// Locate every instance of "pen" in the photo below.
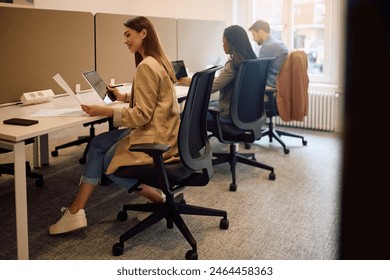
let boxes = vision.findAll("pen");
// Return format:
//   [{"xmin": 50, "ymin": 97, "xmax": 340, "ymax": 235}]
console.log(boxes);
[{"xmin": 110, "ymin": 84, "xmax": 124, "ymax": 88}]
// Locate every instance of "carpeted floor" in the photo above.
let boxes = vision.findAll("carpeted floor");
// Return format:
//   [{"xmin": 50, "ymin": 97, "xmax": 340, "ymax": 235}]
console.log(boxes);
[{"xmin": 0, "ymin": 124, "xmax": 342, "ymax": 260}]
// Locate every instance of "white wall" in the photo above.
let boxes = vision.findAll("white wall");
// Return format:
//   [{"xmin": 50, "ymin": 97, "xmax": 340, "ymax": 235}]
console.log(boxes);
[{"xmin": 34, "ymin": 0, "xmax": 231, "ymax": 21}]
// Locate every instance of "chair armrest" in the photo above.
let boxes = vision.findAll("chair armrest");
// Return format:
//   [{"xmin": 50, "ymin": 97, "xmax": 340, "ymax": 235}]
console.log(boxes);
[
  {"xmin": 82, "ymin": 118, "xmax": 109, "ymax": 127},
  {"xmin": 208, "ymin": 106, "xmax": 223, "ymax": 117},
  {"xmin": 264, "ymin": 87, "xmax": 277, "ymax": 115},
  {"xmin": 265, "ymin": 87, "xmax": 276, "ymax": 99},
  {"xmin": 128, "ymin": 143, "xmax": 173, "ymax": 195},
  {"xmin": 207, "ymin": 107, "xmax": 229, "ymax": 143},
  {"xmin": 129, "ymin": 143, "xmax": 170, "ymax": 158},
  {"xmin": 177, "ymin": 96, "xmax": 187, "ymax": 104}
]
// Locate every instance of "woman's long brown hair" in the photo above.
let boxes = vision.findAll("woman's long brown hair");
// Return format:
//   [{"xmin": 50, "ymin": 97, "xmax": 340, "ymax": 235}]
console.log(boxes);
[{"xmin": 124, "ymin": 16, "xmax": 177, "ymax": 83}]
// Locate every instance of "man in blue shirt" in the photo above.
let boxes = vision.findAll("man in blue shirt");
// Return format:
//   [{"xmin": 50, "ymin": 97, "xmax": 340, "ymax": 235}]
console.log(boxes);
[{"xmin": 249, "ymin": 20, "xmax": 288, "ymax": 88}]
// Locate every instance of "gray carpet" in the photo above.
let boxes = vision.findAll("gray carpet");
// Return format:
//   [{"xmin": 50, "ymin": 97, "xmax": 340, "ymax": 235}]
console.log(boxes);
[{"xmin": 0, "ymin": 124, "xmax": 342, "ymax": 260}]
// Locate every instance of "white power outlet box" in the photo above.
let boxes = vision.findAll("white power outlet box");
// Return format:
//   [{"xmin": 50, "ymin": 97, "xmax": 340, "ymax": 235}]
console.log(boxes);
[{"xmin": 20, "ymin": 89, "xmax": 55, "ymax": 105}]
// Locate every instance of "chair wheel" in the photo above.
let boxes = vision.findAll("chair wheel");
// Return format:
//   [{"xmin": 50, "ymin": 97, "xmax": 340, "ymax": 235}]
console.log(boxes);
[
  {"xmin": 269, "ymin": 172, "xmax": 276, "ymax": 180},
  {"xmin": 79, "ymin": 157, "xmax": 86, "ymax": 164},
  {"xmin": 244, "ymin": 143, "xmax": 251, "ymax": 149},
  {"xmin": 51, "ymin": 150, "xmax": 58, "ymax": 157},
  {"xmin": 229, "ymin": 183, "xmax": 237, "ymax": 192},
  {"xmin": 220, "ymin": 218, "xmax": 229, "ymax": 229},
  {"xmin": 112, "ymin": 242, "xmax": 124, "ymax": 256},
  {"xmin": 284, "ymin": 148, "xmax": 290, "ymax": 154},
  {"xmin": 117, "ymin": 211, "xmax": 128, "ymax": 221},
  {"xmin": 35, "ymin": 178, "xmax": 44, "ymax": 187},
  {"xmin": 303, "ymin": 140, "xmax": 308, "ymax": 146},
  {"xmin": 185, "ymin": 250, "xmax": 198, "ymax": 260}
]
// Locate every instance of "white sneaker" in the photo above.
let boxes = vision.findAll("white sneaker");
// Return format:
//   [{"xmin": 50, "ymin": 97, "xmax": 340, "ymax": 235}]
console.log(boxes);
[{"xmin": 49, "ymin": 207, "xmax": 87, "ymax": 235}]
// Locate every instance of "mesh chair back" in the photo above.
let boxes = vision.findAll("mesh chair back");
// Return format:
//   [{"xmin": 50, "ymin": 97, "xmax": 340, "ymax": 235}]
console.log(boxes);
[
  {"xmin": 178, "ymin": 66, "xmax": 222, "ymax": 173},
  {"xmin": 230, "ymin": 58, "xmax": 273, "ymax": 137}
]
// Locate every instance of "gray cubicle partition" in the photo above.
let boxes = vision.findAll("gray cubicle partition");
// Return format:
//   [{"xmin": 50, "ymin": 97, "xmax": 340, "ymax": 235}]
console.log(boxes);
[
  {"xmin": 95, "ymin": 13, "xmax": 177, "ymax": 85},
  {"xmin": 0, "ymin": 7, "xmax": 226, "ymax": 104},
  {"xmin": 177, "ymin": 19, "xmax": 227, "ymax": 73},
  {"xmin": 0, "ymin": 7, "xmax": 94, "ymax": 104}
]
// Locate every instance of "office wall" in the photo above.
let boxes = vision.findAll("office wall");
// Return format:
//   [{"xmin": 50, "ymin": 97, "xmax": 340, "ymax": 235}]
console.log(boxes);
[
  {"xmin": 95, "ymin": 14, "xmax": 226, "ymax": 84},
  {"xmin": 34, "ymin": 0, "xmax": 230, "ymax": 77},
  {"xmin": 0, "ymin": 6, "xmax": 226, "ymax": 104},
  {"xmin": 33, "ymin": 0, "xmax": 229, "ymax": 22},
  {"xmin": 0, "ymin": 6, "xmax": 94, "ymax": 103},
  {"xmin": 95, "ymin": 14, "xmax": 177, "ymax": 85},
  {"xmin": 177, "ymin": 19, "xmax": 227, "ymax": 72}
]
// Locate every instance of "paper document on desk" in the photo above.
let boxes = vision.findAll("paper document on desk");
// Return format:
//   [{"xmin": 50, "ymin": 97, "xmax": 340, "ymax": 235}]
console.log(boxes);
[
  {"xmin": 30, "ymin": 108, "xmax": 88, "ymax": 117},
  {"xmin": 53, "ymin": 73, "xmax": 83, "ymax": 104}
]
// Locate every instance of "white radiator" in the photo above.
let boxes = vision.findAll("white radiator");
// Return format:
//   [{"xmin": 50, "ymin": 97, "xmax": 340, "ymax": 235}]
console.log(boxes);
[{"xmin": 274, "ymin": 89, "xmax": 339, "ymax": 132}]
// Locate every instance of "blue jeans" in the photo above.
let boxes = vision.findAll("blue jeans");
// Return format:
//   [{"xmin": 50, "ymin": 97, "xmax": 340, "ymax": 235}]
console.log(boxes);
[{"xmin": 80, "ymin": 128, "xmax": 138, "ymax": 190}]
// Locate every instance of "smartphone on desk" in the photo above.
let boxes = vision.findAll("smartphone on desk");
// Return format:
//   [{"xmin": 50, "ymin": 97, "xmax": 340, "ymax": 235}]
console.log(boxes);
[{"xmin": 3, "ymin": 118, "xmax": 39, "ymax": 126}]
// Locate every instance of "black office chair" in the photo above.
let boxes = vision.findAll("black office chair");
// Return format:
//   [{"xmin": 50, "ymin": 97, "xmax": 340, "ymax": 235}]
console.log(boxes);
[
  {"xmin": 0, "ymin": 138, "xmax": 44, "ymax": 187},
  {"xmin": 207, "ymin": 58, "xmax": 276, "ymax": 192},
  {"xmin": 51, "ymin": 118, "xmax": 110, "ymax": 164},
  {"xmin": 112, "ymin": 65, "xmax": 228, "ymax": 260},
  {"xmin": 261, "ymin": 50, "xmax": 309, "ymax": 154}
]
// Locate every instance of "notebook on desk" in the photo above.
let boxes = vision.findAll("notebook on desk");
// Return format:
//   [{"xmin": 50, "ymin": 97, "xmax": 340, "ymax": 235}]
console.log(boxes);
[{"xmin": 171, "ymin": 60, "xmax": 188, "ymax": 80}]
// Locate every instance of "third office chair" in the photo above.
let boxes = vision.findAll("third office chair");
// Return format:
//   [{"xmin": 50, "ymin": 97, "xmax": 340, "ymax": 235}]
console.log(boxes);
[{"xmin": 261, "ymin": 50, "xmax": 309, "ymax": 154}]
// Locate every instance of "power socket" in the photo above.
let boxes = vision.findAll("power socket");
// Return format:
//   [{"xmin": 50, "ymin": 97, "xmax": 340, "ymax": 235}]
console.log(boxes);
[{"xmin": 20, "ymin": 89, "xmax": 55, "ymax": 105}]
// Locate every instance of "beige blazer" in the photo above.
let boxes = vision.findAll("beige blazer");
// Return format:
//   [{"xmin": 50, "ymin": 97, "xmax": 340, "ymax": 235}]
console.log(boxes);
[
  {"xmin": 106, "ymin": 56, "xmax": 180, "ymax": 174},
  {"xmin": 276, "ymin": 50, "xmax": 309, "ymax": 122}
]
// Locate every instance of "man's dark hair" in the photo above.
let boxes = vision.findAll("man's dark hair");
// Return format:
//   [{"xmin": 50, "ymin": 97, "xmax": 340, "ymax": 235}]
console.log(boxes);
[{"xmin": 248, "ymin": 20, "xmax": 270, "ymax": 33}]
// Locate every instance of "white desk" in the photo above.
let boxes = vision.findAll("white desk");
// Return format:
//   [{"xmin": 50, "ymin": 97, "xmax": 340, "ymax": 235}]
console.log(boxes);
[
  {"xmin": 0, "ymin": 85, "xmax": 188, "ymax": 260},
  {"xmin": 0, "ymin": 90, "xmax": 109, "ymax": 260}
]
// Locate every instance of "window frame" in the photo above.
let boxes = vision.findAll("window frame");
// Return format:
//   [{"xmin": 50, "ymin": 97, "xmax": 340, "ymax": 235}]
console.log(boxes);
[{"xmin": 246, "ymin": 0, "xmax": 343, "ymax": 87}]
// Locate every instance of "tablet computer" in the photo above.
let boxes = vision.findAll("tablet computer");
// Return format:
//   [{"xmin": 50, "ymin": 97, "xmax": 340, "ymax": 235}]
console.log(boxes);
[{"xmin": 82, "ymin": 70, "xmax": 116, "ymax": 104}]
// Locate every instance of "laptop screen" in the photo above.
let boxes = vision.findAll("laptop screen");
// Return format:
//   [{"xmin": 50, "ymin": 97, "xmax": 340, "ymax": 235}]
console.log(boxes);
[{"xmin": 171, "ymin": 60, "xmax": 188, "ymax": 80}]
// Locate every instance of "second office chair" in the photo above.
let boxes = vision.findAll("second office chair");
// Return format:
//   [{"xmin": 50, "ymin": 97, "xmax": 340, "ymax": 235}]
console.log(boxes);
[{"xmin": 207, "ymin": 58, "xmax": 276, "ymax": 191}]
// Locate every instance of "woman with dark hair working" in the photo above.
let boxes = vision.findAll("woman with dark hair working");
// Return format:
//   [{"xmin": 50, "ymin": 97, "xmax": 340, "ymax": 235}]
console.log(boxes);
[
  {"xmin": 49, "ymin": 16, "xmax": 180, "ymax": 235},
  {"xmin": 178, "ymin": 25, "xmax": 257, "ymax": 122}
]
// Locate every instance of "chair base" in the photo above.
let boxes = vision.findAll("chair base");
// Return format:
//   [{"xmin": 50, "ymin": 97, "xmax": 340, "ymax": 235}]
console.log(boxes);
[
  {"xmin": 112, "ymin": 193, "xmax": 229, "ymax": 259},
  {"xmin": 262, "ymin": 125, "xmax": 308, "ymax": 154},
  {"xmin": 0, "ymin": 161, "xmax": 44, "ymax": 187},
  {"xmin": 51, "ymin": 118, "xmax": 110, "ymax": 164},
  {"xmin": 51, "ymin": 136, "xmax": 89, "ymax": 164},
  {"xmin": 212, "ymin": 143, "xmax": 276, "ymax": 191}
]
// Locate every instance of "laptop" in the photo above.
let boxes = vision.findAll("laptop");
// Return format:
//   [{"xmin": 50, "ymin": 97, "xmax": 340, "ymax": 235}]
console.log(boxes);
[
  {"xmin": 82, "ymin": 70, "xmax": 117, "ymax": 104},
  {"xmin": 171, "ymin": 60, "xmax": 188, "ymax": 80}
]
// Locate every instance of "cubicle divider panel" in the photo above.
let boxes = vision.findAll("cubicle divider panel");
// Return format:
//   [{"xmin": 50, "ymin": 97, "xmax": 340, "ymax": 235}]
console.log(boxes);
[
  {"xmin": 0, "ymin": 7, "xmax": 95, "ymax": 104},
  {"xmin": 177, "ymin": 19, "xmax": 227, "ymax": 73},
  {"xmin": 95, "ymin": 13, "xmax": 177, "ymax": 85}
]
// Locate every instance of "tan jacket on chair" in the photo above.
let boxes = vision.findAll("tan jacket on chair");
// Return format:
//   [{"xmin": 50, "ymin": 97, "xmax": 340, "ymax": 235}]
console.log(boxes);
[{"xmin": 276, "ymin": 50, "xmax": 309, "ymax": 122}]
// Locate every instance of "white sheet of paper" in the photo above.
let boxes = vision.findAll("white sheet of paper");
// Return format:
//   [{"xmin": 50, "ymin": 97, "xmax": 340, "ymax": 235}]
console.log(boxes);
[
  {"xmin": 30, "ymin": 108, "xmax": 88, "ymax": 117},
  {"xmin": 53, "ymin": 73, "xmax": 83, "ymax": 104}
]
